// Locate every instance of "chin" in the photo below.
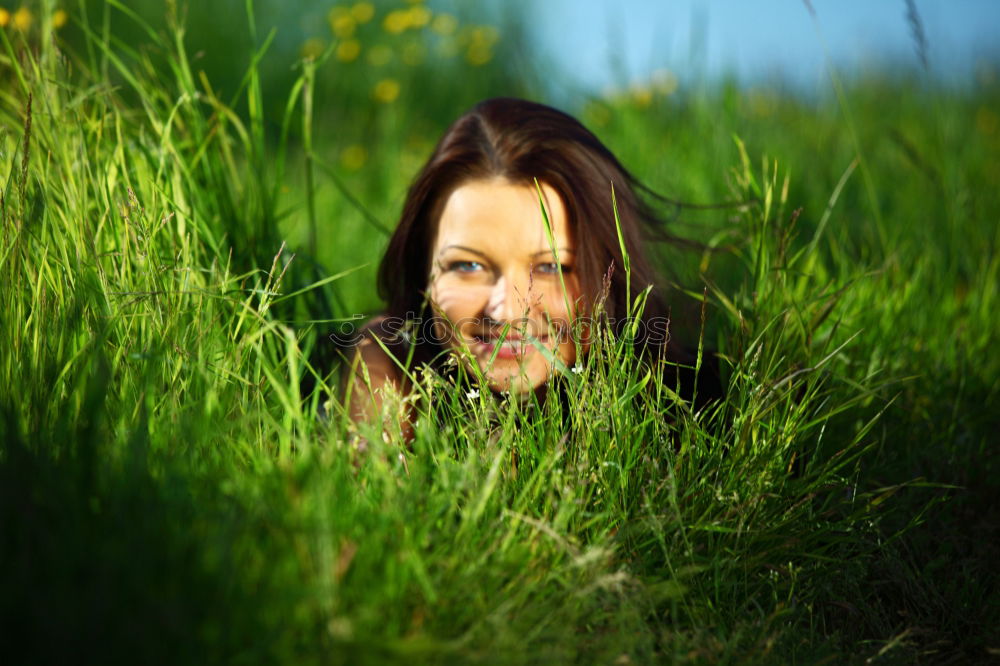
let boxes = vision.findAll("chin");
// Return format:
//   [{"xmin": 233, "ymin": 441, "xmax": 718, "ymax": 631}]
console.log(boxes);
[
  {"xmin": 473, "ymin": 347, "xmax": 575, "ymax": 395},
  {"xmin": 480, "ymin": 353, "xmax": 559, "ymax": 394},
  {"xmin": 483, "ymin": 370, "xmax": 543, "ymax": 395}
]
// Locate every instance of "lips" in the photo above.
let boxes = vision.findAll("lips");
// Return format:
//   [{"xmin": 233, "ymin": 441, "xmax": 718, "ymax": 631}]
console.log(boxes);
[{"xmin": 472, "ymin": 333, "xmax": 549, "ymax": 360}]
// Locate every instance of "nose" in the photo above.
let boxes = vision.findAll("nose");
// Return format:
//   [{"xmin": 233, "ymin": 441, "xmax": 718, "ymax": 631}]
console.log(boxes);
[{"xmin": 484, "ymin": 273, "xmax": 534, "ymax": 325}]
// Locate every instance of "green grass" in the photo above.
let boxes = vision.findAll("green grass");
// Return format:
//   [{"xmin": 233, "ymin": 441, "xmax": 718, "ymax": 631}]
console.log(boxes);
[{"xmin": 1, "ymin": 3, "xmax": 998, "ymax": 663}]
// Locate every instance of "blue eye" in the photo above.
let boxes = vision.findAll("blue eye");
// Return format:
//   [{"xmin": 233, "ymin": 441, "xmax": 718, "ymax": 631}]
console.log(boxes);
[{"xmin": 448, "ymin": 260, "xmax": 484, "ymax": 273}]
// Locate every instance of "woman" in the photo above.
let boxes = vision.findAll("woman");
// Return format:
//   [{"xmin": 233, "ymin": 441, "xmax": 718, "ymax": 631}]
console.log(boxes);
[{"xmin": 344, "ymin": 97, "xmax": 717, "ymax": 430}]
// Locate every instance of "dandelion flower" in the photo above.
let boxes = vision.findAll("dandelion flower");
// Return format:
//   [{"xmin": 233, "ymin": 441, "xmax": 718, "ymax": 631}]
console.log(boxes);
[
  {"xmin": 630, "ymin": 85, "xmax": 653, "ymax": 108},
  {"xmin": 373, "ymin": 78, "xmax": 400, "ymax": 104},
  {"xmin": 300, "ymin": 38, "xmax": 325, "ymax": 60},
  {"xmin": 53, "ymin": 9, "xmax": 68, "ymax": 29},
  {"xmin": 406, "ymin": 5, "xmax": 431, "ymax": 28},
  {"xmin": 350, "ymin": 1, "xmax": 374, "ymax": 23},
  {"xmin": 464, "ymin": 26, "xmax": 498, "ymax": 66},
  {"xmin": 336, "ymin": 39, "xmax": 361, "ymax": 62},
  {"xmin": 382, "ymin": 9, "xmax": 409, "ymax": 34},
  {"xmin": 340, "ymin": 144, "xmax": 367, "ymax": 170},
  {"xmin": 431, "ymin": 12, "xmax": 457, "ymax": 36},
  {"xmin": 465, "ymin": 43, "xmax": 492, "ymax": 66},
  {"xmin": 328, "ymin": 10, "xmax": 355, "ymax": 38},
  {"xmin": 470, "ymin": 26, "xmax": 499, "ymax": 45},
  {"xmin": 13, "ymin": 6, "xmax": 32, "ymax": 31},
  {"xmin": 0, "ymin": 9, "xmax": 10, "ymax": 27}
]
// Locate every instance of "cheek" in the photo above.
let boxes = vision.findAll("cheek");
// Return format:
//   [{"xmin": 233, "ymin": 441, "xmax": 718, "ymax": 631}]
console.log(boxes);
[
  {"xmin": 429, "ymin": 280, "xmax": 491, "ymax": 321},
  {"xmin": 541, "ymin": 279, "xmax": 581, "ymax": 365},
  {"xmin": 538, "ymin": 277, "xmax": 580, "ymax": 321}
]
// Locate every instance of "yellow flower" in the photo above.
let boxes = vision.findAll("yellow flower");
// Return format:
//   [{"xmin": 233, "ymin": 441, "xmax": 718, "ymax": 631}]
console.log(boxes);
[
  {"xmin": 340, "ymin": 144, "xmax": 368, "ymax": 170},
  {"xmin": 373, "ymin": 78, "xmax": 400, "ymax": 104},
  {"xmin": 300, "ymin": 38, "xmax": 325, "ymax": 60},
  {"xmin": 13, "ymin": 6, "xmax": 32, "ymax": 31},
  {"xmin": 431, "ymin": 12, "xmax": 456, "ymax": 35},
  {"xmin": 0, "ymin": 9, "xmax": 9, "ymax": 27},
  {"xmin": 469, "ymin": 26, "xmax": 499, "ymax": 45},
  {"xmin": 465, "ymin": 43, "xmax": 492, "ymax": 66},
  {"xmin": 366, "ymin": 44, "xmax": 391, "ymax": 66},
  {"xmin": 336, "ymin": 39, "xmax": 361, "ymax": 63},
  {"xmin": 383, "ymin": 9, "xmax": 408, "ymax": 34},
  {"xmin": 328, "ymin": 8, "xmax": 355, "ymax": 38},
  {"xmin": 629, "ymin": 85, "xmax": 652, "ymax": 108},
  {"xmin": 350, "ymin": 1, "xmax": 374, "ymax": 23},
  {"xmin": 53, "ymin": 9, "xmax": 68, "ymax": 29},
  {"xmin": 406, "ymin": 5, "xmax": 430, "ymax": 28}
]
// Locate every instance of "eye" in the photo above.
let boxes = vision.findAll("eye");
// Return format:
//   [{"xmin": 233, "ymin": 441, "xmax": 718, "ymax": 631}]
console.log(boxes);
[
  {"xmin": 447, "ymin": 260, "xmax": 485, "ymax": 273},
  {"xmin": 534, "ymin": 262, "xmax": 572, "ymax": 275}
]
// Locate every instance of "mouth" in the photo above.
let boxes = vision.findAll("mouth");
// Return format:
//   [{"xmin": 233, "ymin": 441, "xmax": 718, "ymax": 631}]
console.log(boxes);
[{"xmin": 472, "ymin": 333, "xmax": 549, "ymax": 361}]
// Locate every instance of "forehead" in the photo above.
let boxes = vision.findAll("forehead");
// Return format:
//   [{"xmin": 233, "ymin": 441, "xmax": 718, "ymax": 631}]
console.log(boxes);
[{"xmin": 432, "ymin": 178, "xmax": 573, "ymax": 255}]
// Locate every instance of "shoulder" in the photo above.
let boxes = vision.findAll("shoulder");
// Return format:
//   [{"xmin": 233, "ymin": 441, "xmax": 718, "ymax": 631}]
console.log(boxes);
[
  {"xmin": 351, "ymin": 315, "xmax": 404, "ymax": 385},
  {"xmin": 341, "ymin": 315, "xmax": 412, "ymax": 429}
]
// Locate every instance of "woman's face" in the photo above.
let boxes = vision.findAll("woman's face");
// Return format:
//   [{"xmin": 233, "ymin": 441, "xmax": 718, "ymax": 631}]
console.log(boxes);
[{"xmin": 428, "ymin": 177, "xmax": 581, "ymax": 394}]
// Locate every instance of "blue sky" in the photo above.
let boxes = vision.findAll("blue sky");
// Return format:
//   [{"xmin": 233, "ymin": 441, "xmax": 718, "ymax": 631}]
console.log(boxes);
[{"xmin": 519, "ymin": 0, "xmax": 1000, "ymax": 93}]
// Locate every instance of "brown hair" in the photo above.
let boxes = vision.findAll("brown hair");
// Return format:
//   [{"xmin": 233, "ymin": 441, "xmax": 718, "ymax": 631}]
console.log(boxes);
[{"xmin": 372, "ymin": 97, "xmax": 712, "ymax": 393}]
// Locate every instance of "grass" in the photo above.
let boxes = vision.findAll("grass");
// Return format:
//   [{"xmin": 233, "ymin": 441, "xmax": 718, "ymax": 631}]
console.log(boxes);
[{"xmin": 1, "ymin": 3, "xmax": 998, "ymax": 663}]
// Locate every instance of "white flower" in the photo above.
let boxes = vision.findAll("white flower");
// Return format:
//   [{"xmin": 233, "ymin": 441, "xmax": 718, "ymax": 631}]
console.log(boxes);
[
  {"xmin": 466, "ymin": 389, "xmax": 480, "ymax": 400},
  {"xmin": 571, "ymin": 363, "xmax": 584, "ymax": 374}
]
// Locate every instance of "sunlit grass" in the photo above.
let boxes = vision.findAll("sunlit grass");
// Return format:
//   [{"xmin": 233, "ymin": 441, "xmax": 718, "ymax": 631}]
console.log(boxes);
[{"xmin": 1, "ymin": 2, "xmax": 997, "ymax": 663}]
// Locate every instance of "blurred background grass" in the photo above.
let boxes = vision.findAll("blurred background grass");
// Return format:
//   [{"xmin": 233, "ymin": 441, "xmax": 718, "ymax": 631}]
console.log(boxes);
[
  {"xmin": 25, "ymin": 0, "xmax": 998, "ymax": 317},
  {"xmin": 1, "ymin": 0, "xmax": 998, "ymax": 662}
]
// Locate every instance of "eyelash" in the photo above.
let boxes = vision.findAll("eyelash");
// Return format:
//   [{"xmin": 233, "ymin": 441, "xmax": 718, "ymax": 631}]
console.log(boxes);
[
  {"xmin": 446, "ymin": 260, "xmax": 484, "ymax": 273},
  {"xmin": 443, "ymin": 261, "xmax": 572, "ymax": 275},
  {"xmin": 534, "ymin": 263, "xmax": 572, "ymax": 275}
]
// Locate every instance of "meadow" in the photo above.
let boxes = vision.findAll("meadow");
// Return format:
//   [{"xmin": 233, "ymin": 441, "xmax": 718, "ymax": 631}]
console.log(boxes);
[{"xmin": 1, "ymin": 1, "xmax": 998, "ymax": 663}]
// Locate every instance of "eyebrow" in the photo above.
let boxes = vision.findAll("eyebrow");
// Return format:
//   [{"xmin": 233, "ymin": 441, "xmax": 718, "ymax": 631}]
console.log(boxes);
[
  {"xmin": 437, "ymin": 244, "xmax": 574, "ymax": 258},
  {"xmin": 437, "ymin": 245, "xmax": 488, "ymax": 259},
  {"xmin": 531, "ymin": 248, "xmax": 574, "ymax": 257}
]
